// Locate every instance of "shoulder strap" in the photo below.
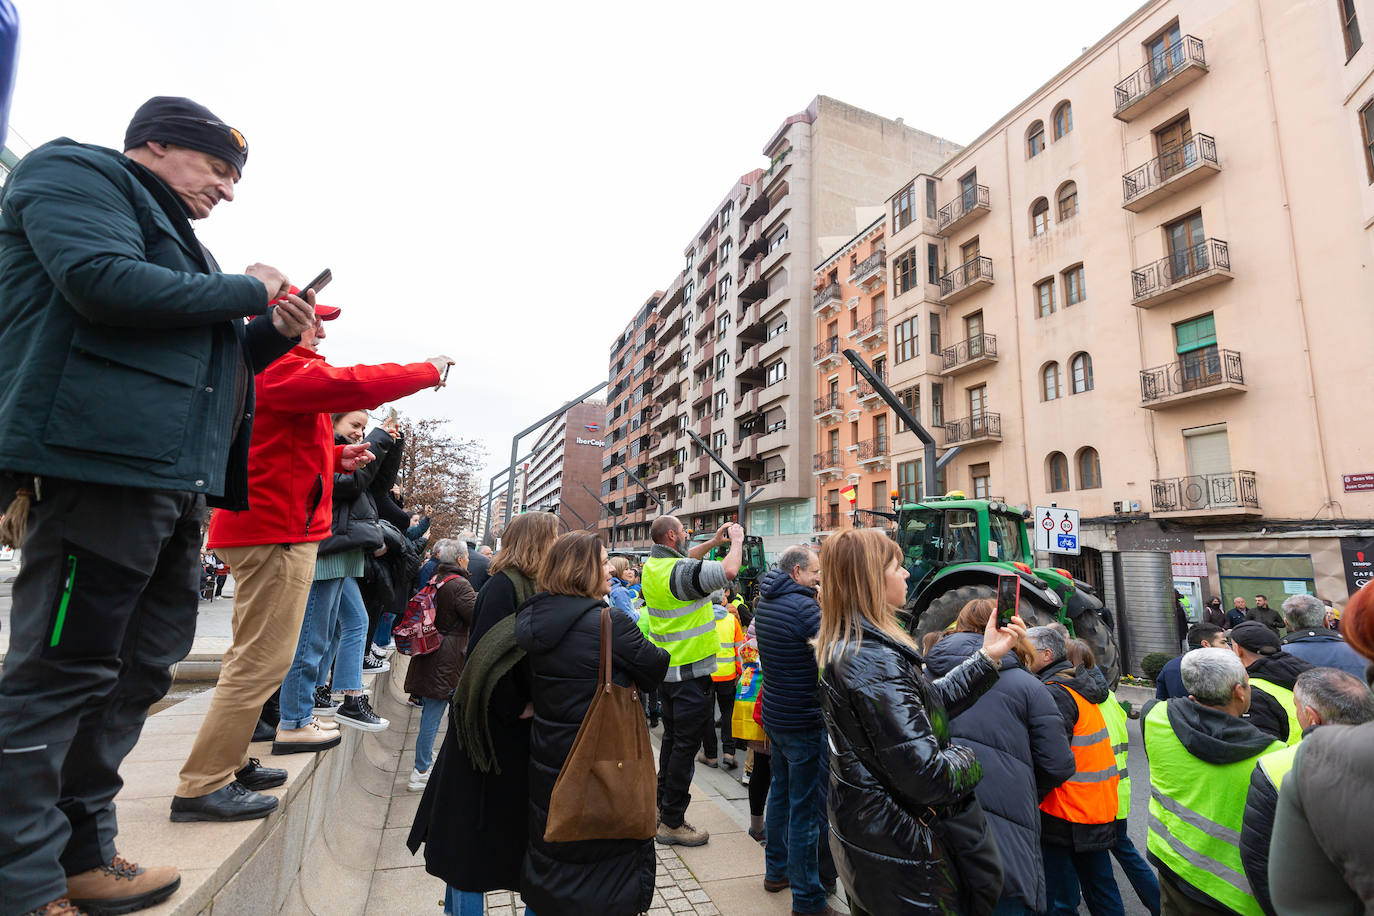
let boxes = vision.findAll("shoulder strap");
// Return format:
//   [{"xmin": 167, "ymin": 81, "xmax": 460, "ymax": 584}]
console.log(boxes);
[{"xmin": 599, "ymin": 605, "xmax": 613, "ymax": 692}]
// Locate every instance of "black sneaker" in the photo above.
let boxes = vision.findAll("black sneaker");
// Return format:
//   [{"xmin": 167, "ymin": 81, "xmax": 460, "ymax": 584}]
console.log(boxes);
[
  {"xmin": 337, "ymin": 695, "xmax": 389, "ymax": 732},
  {"xmin": 362, "ymin": 654, "xmax": 391, "ymax": 675},
  {"xmin": 313, "ymin": 686, "xmax": 340, "ymax": 717},
  {"xmin": 235, "ymin": 757, "xmax": 287, "ymax": 791}
]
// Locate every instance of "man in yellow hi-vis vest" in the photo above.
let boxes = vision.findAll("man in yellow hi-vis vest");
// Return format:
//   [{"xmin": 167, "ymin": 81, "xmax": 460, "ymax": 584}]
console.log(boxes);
[
  {"xmin": 643, "ymin": 515, "xmax": 744, "ymax": 848},
  {"xmin": 1240, "ymin": 667, "xmax": 1374, "ymax": 915}
]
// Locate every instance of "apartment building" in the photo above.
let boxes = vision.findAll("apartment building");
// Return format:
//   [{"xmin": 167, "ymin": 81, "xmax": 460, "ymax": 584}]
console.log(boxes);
[
  {"xmin": 524, "ymin": 399, "xmax": 606, "ymax": 535},
  {"xmin": 812, "ymin": 214, "xmax": 896, "ymax": 534},
  {"xmin": 878, "ymin": 0, "xmax": 1374, "ymax": 672},
  {"xmin": 597, "ymin": 97, "xmax": 957, "ymax": 559}
]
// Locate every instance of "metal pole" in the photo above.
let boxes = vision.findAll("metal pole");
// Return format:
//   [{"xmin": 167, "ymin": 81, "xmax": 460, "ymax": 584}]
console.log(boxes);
[
  {"xmin": 504, "ymin": 380, "xmax": 610, "ymax": 527},
  {"xmin": 842, "ymin": 348, "xmax": 960, "ymax": 498},
  {"xmin": 686, "ymin": 429, "xmax": 765, "ymax": 526},
  {"xmin": 560, "ymin": 501, "xmax": 594, "ymax": 531},
  {"xmin": 581, "ymin": 483, "xmax": 621, "ymax": 547},
  {"xmin": 482, "ymin": 449, "xmax": 538, "ymax": 544},
  {"xmin": 625, "ymin": 466, "xmax": 674, "ymax": 514}
]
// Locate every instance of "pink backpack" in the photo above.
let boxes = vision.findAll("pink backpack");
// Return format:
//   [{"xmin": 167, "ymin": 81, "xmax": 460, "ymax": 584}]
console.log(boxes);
[{"xmin": 392, "ymin": 574, "xmax": 459, "ymax": 656}]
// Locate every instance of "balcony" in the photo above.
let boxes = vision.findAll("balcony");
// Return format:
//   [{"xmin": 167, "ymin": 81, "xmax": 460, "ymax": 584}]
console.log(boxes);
[
  {"xmin": 757, "ymin": 421, "xmax": 788, "ymax": 454},
  {"xmin": 856, "ymin": 374, "xmax": 887, "ymax": 407},
  {"xmin": 814, "ymin": 510, "xmax": 842, "ymax": 532},
  {"xmin": 944, "ymin": 413, "xmax": 1001, "ymax": 446},
  {"xmin": 940, "ymin": 256, "xmax": 995, "ymax": 304},
  {"xmin": 1130, "ymin": 239, "xmax": 1232, "ymax": 308},
  {"xmin": 736, "ymin": 346, "xmax": 764, "ymax": 381},
  {"xmin": 857, "ymin": 435, "xmax": 889, "ymax": 468},
  {"xmin": 814, "ymin": 393, "xmax": 843, "ymax": 423},
  {"xmin": 736, "ymin": 386, "xmax": 761, "ymax": 417},
  {"xmin": 739, "ymin": 256, "xmax": 768, "ymax": 304},
  {"xmin": 849, "ymin": 249, "xmax": 886, "ymax": 288},
  {"xmin": 813, "ymin": 282, "xmax": 842, "ymax": 317},
  {"xmin": 1114, "ymin": 36, "xmax": 1208, "ymax": 121},
  {"xmin": 813, "ymin": 448, "xmax": 843, "ymax": 478},
  {"xmin": 1140, "ymin": 349, "xmax": 1246, "ymax": 409},
  {"xmin": 813, "ymin": 335, "xmax": 841, "ymax": 368},
  {"xmin": 853, "ymin": 308, "xmax": 887, "ymax": 347},
  {"xmin": 740, "ymin": 221, "xmax": 767, "ymax": 262},
  {"xmin": 691, "ymin": 377, "xmax": 713, "ymax": 407},
  {"xmin": 742, "ymin": 189, "xmax": 770, "ymax": 223},
  {"xmin": 1122, "ymin": 134, "xmax": 1221, "ymax": 212},
  {"xmin": 1150, "ymin": 470, "xmax": 1261, "ymax": 520},
  {"xmin": 936, "ymin": 185, "xmax": 991, "ymax": 234},
  {"xmin": 942, "ymin": 334, "xmax": 998, "ymax": 376}
]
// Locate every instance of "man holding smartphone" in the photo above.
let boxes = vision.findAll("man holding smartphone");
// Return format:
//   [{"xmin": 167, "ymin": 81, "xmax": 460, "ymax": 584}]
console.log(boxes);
[{"xmin": 0, "ymin": 97, "xmax": 315, "ymax": 916}]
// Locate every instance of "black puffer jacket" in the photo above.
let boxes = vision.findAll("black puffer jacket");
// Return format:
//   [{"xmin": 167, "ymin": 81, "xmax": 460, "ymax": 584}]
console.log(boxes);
[
  {"xmin": 1245, "ymin": 651, "xmax": 1313, "ymax": 743},
  {"xmin": 515, "ymin": 592, "xmax": 668, "ymax": 916},
  {"xmin": 820, "ymin": 619, "xmax": 1001, "ymax": 915},
  {"xmin": 925, "ymin": 633, "xmax": 1076, "ymax": 913},
  {"xmin": 318, "ymin": 427, "xmax": 395, "ymax": 557},
  {"xmin": 1036, "ymin": 659, "xmax": 1118, "ymax": 851}
]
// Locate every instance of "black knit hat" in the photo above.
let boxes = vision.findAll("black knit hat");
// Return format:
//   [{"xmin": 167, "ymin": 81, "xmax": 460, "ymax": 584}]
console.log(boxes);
[
  {"xmin": 124, "ymin": 96, "xmax": 248, "ymax": 176},
  {"xmin": 1230, "ymin": 621, "xmax": 1281, "ymax": 656}
]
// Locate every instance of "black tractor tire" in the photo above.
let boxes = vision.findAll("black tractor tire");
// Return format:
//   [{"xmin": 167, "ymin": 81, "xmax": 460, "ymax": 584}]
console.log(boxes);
[
  {"xmin": 913, "ymin": 584, "xmax": 995, "ymax": 646},
  {"xmin": 1072, "ymin": 607, "xmax": 1121, "ymax": 689}
]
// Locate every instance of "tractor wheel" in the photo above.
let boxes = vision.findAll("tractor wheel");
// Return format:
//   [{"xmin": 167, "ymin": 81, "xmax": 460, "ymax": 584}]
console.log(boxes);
[
  {"xmin": 914, "ymin": 584, "xmax": 995, "ymax": 646},
  {"xmin": 1073, "ymin": 608, "xmax": 1122, "ymax": 689}
]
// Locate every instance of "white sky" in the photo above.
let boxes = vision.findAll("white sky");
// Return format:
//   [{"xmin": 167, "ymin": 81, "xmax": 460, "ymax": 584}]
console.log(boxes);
[{"xmin": 9, "ymin": 0, "xmax": 1140, "ymax": 490}]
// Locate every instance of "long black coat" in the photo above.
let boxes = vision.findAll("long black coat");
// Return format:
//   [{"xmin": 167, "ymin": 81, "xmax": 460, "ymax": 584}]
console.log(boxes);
[
  {"xmin": 407, "ymin": 571, "xmax": 534, "ymax": 892},
  {"xmin": 820, "ymin": 619, "xmax": 1001, "ymax": 915},
  {"xmin": 925, "ymin": 632, "xmax": 1076, "ymax": 913},
  {"xmin": 515, "ymin": 591, "xmax": 668, "ymax": 916}
]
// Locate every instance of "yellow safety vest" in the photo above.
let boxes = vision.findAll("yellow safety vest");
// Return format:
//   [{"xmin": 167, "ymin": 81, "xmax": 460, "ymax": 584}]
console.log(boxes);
[
  {"xmin": 1250, "ymin": 677, "xmax": 1303, "ymax": 747},
  {"xmin": 1257, "ymin": 744, "xmax": 1298, "ymax": 792},
  {"xmin": 1099, "ymin": 690, "xmax": 1131, "ymax": 818},
  {"xmin": 711, "ymin": 613, "xmax": 743, "ymax": 681},
  {"xmin": 1143, "ymin": 701, "xmax": 1283, "ymax": 916},
  {"xmin": 641, "ymin": 555, "xmax": 720, "ymax": 681}
]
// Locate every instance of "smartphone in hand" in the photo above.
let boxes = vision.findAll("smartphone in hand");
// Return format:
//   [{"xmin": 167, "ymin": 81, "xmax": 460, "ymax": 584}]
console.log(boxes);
[
  {"xmin": 996, "ymin": 574, "xmax": 1020, "ymax": 626},
  {"xmin": 300, "ymin": 268, "xmax": 332, "ymax": 297}
]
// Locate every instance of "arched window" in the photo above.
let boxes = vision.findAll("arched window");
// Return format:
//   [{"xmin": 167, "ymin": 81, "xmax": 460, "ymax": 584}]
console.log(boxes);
[
  {"xmin": 1077, "ymin": 447, "xmax": 1102, "ymax": 489},
  {"xmin": 1048, "ymin": 452, "xmax": 1070, "ymax": 492},
  {"xmin": 1057, "ymin": 181, "xmax": 1078, "ymax": 221},
  {"xmin": 1053, "ymin": 101, "xmax": 1074, "ymax": 139},
  {"xmin": 1027, "ymin": 121, "xmax": 1046, "ymax": 158},
  {"xmin": 1031, "ymin": 197, "xmax": 1050, "ymax": 236},
  {"xmin": 1042, "ymin": 362, "xmax": 1063, "ymax": 401},
  {"xmin": 1071, "ymin": 353, "xmax": 1094, "ymax": 393}
]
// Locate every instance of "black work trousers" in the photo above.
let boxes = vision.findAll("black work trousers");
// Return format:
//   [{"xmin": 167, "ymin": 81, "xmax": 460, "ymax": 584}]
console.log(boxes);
[
  {"xmin": 701, "ymin": 677, "xmax": 737, "ymax": 759},
  {"xmin": 656, "ymin": 674, "xmax": 712, "ymax": 828},
  {"xmin": 0, "ymin": 479, "xmax": 202, "ymax": 916}
]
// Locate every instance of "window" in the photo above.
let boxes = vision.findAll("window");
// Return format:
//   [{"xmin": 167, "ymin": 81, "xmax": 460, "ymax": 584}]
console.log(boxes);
[
  {"xmin": 929, "ymin": 313, "xmax": 941, "ymax": 352},
  {"xmin": 893, "ymin": 182, "xmax": 916, "ymax": 231},
  {"xmin": 1056, "ymin": 182, "xmax": 1078, "ymax": 221},
  {"xmin": 894, "ymin": 316, "xmax": 919, "ymax": 363},
  {"xmin": 767, "ymin": 227, "xmax": 788, "ymax": 253},
  {"xmin": 714, "ymin": 351, "xmax": 728, "ymax": 380},
  {"xmin": 970, "ymin": 463, "xmax": 990, "ymax": 499},
  {"xmin": 964, "ymin": 311, "xmax": 984, "ymax": 342},
  {"xmin": 716, "ymin": 313, "xmax": 730, "ymax": 339},
  {"xmin": 1174, "ymin": 313, "xmax": 1217, "ymax": 354},
  {"xmin": 1035, "ymin": 278, "xmax": 1056, "ymax": 317},
  {"xmin": 897, "ymin": 460, "xmax": 919, "ymax": 503},
  {"xmin": 968, "ymin": 384, "xmax": 987, "ymax": 419},
  {"xmin": 719, "ymin": 239, "xmax": 732, "ymax": 262},
  {"xmin": 1166, "ymin": 212, "xmax": 1207, "ymax": 277},
  {"xmin": 1063, "ymin": 264, "xmax": 1086, "ymax": 305},
  {"xmin": 714, "ymin": 390, "xmax": 728, "ymax": 416},
  {"xmin": 931, "ymin": 383, "xmax": 944, "ymax": 426},
  {"xmin": 1031, "ymin": 198, "xmax": 1050, "ymax": 236},
  {"xmin": 896, "ymin": 385, "xmax": 920, "ymax": 432},
  {"xmin": 927, "ymin": 243, "xmax": 940, "ymax": 285},
  {"xmin": 1048, "ymin": 452, "xmax": 1070, "ymax": 492},
  {"xmin": 1053, "ymin": 101, "xmax": 1074, "ymax": 139},
  {"xmin": 1027, "ymin": 121, "xmax": 1046, "ymax": 157},
  {"xmin": 1071, "ymin": 353, "xmax": 1094, "ymax": 393},
  {"xmin": 893, "ymin": 247, "xmax": 920, "ymax": 294},
  {"xmin": 718, "ymin": 274, "xmax": 732, "ymax": 296},
  {"xmin": 925, "ymin": 179, "xmax": 937, "ymax": 218},
  {"xmin": 1361, "ymin": 99, "xmax": 1374, "ymax": 182},
  {"xmin": 765, "ymin": 360, "xmax": 786, "ymax": 385},
  {"xmin": 1341, "ymin": 0, "xmax": 1363, "ymax": 57},
  {"xmin": 1148, "ymin": 23, "xmax": 1185, "ymax": 79},
  {"xmin": 1077, "ymin": 447, "xmax": 1102, "ymax": 489},
  {"xmin": 1042, "ymin": 362, "xmax": 1063, "ymax": 401},
  {"xmin": 712, "ymin": 432, "xmax": 727, "ymax": 452}
]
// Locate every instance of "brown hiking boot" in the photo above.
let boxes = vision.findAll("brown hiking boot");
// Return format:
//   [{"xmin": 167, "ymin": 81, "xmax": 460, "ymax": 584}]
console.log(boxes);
[
  {"xmin": 21, "ymin": 900, "xmax": 86, "ymax": 916},
  {"xmin": 66, "ymin": 855, "xmax": 180, "ymax": 914},
  {"xmin": 655, "ymin": 821, "xmax": 709, "ymax": 847}
]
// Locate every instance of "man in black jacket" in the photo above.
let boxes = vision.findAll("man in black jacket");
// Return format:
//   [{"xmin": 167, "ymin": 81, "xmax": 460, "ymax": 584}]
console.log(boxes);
[
  {"xmin": 1230, "ymin": 621, "xmax": 1313, "ymax": 743},
  {"xmin": 0, "ymin": 97, "xmax": 313, "ymax": 916},
  {"xmin": 1240, "ymin": 667, "xmax": 1374, "ymax": 915}
]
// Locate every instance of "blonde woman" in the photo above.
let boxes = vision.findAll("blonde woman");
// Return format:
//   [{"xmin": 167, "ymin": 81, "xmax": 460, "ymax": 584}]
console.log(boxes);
[{"xmin": 815, "ymin": 528, "xmax": 1026, "ymax": 916}]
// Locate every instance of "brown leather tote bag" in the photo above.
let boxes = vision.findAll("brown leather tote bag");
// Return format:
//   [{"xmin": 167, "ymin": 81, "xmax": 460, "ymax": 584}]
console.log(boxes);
[{"xmin": 544, "ymin": 606, "xmax": 657, "ymax": 843}]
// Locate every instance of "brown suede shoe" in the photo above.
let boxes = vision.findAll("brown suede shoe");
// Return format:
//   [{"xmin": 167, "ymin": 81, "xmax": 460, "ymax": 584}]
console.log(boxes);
[
  {"xmin": 66, "ymin": 855, "xmax": 180, "ymax": 915},
  {"xmin": 20, "ymin": 900, "xmax": 86, "ymax": 916}
]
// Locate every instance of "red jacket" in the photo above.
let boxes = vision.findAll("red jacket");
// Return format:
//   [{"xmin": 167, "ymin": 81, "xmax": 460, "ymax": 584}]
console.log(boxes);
[{"xmin": 207, "ymin": 347, "xmax": 440, "ymax": 548}]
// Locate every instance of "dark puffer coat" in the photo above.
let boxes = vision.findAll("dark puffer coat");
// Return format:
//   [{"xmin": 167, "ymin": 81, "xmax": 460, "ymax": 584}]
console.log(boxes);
[
  {"xmin": 820, "ymin": 619, "xmax": 1001, "ymax": 915},
  {"xmin": 318, "ymin": 428, "xmax": 395, "ymax": 557},
  {"xmin": 1245, "ymin": 651, "xmax": 1313, "ymax": 743},
  {"xmin": 514, "ymin": 592, "xmax": 668, "ymax": 916},
  {"xmin": 925, "ymin": 632, "xmax": 1076, "ymax": 913},
  {"xmin": 403, "ymin": 564, "xmax": 477, "ymax": 700},
  {"xmin": 753, "ymin": 568, "xmax": 822, "ymax": 732}
]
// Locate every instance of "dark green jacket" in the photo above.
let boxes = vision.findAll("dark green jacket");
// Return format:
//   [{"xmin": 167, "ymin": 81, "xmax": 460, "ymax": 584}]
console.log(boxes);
[{"xmin": 0, "ymin": 139, "xmax": 293, "ymax": 508}]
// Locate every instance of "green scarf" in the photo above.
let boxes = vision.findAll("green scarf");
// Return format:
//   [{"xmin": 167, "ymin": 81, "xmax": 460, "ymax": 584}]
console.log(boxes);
[{"xmin": 450, "ymin": 569, "xmax": 536, "ymax": 774}]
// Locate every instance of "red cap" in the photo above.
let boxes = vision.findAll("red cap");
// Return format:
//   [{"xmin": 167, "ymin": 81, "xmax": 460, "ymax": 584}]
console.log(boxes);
[{"xmin": 279, "ymin": 285, "xmax": 341, "ymax": 320}]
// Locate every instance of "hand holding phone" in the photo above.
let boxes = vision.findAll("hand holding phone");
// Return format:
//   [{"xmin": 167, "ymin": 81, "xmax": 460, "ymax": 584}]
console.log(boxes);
[
  {"xmin": 996, "ymin": 574, "xmax": 1020, "ymax": 627},
  {"xmin": 300, "ymin": 268, "xmax": 332, "ymax": 297}
]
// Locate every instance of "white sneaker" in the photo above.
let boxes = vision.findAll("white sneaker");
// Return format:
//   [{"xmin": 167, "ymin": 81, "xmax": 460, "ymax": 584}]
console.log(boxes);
[{"xmin": 407, "ymin": 767, "xmax": 430, "ymax": 791}]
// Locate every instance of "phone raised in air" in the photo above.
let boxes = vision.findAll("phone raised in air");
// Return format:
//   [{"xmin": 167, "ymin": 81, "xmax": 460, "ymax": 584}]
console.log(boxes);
[
  {"xmin": 996, "ymin": 574, "xmax": 1020, "ymax": 627},
  {"xmin": 300, "ymin": 268, "xmax": 332, "ymax": 297}
]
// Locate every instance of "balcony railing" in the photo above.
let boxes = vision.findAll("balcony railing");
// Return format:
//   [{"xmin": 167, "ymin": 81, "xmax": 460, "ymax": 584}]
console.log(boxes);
[
  {"xmin": 850, "ymin": 249, "xmax": 886, "ymax": 286},
  {"xmin": 813, "ymin": 335, "xmax": 840, "ymax": 362},
  {"xmin": 940, "ymin": 256, "xmax": 994, "ymax": 300},
  {"xmin": 1131, "ymin": 238, "xmax": 1230, "ymax": 304},
  {"xmin": 854, "ymin": 308, "xmax": 887, "ymax": 342},
  {"xmin": 942, "ymin": 334, "xmax": 998, "ymax": 372},
  {"xmin": 857, "ymin": 435, "xmax": 889, "ymax": 461},
  {"xmin": 814, "ymin": 511, "xmax": 842, "ymax": 531},
  {"xmin": 1140, "ymin": 349, "xmax": 1244, "ymax": 403},
  {"xmin": 936, "ymin": 184, "xmax": 991, "ymax": 233},
  {"xmin": 944, "ymin": 413, "xmax": 1001, "ymax": 444},
  {"xmin": 1122, "ymin": 134, "xmax": 1219, "ymax": 208},
  {"xmin": 813, "ymin": 282, "xmax": 841, "ymax": 311},
  {"xmin": 764, "ymin": 468, "xmax": 786, "ymax": 484},
  {"xmin": 856, "ymin": 372, "xmax": 888, "ymax": 400},
  {"xmin": 1114, "ymin": 36, "xmax": 1208, "ymax": 118},
  {"xmin": 814, "ymin": 393, "xmax": 841, "ymax": 416},
  {"xmin": 1151, "ymin": 470, "xmax": 1259, "ymax": 513},
  {"xmin": 814, "ymin": 448, "xmax": 842, "ymax": 471}
]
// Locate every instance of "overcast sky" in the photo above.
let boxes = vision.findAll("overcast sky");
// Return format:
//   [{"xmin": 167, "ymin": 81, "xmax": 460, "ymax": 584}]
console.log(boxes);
[{"xmin": 9, "ymin": 0, "xmax": 1140, "ymax": 492}]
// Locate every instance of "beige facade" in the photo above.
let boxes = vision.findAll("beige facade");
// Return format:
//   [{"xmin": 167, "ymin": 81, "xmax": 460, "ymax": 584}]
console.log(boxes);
[{"xmin": 879, "ymin": 0, "xmax": 1374, "ymax": 670}]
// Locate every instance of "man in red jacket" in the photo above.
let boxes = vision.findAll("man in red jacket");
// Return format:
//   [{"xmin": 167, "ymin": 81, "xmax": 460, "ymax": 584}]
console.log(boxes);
[{"xmin": 169, "ymin": 299, "xmax": 452, "ymax": 822}]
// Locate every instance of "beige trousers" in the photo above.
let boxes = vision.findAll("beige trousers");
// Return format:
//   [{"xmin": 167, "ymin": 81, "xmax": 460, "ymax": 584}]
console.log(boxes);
[{"xmin": 175, "ymin": 541, "xmax": 318, "ymax": 798}]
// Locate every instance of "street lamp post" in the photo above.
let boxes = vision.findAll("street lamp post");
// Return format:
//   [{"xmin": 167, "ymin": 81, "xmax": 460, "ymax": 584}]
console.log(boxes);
[{"xmin": 503, "ymin": 381, "xmax": 610, "ymax": 528}]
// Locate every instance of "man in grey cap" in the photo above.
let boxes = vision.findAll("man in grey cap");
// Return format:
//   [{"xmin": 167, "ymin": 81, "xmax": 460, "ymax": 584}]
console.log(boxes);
[{"xmin": 0, "ymin": 96, "xmax": 314, "ymax": 916}]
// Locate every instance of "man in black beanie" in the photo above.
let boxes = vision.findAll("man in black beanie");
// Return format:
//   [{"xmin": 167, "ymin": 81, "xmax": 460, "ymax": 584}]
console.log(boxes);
[{"xmin": 0, "ymin": 97, "xmax": 315, "ymax": 916}]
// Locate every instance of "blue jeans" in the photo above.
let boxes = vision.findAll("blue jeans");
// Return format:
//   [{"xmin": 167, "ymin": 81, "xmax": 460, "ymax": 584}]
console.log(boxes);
[
  {"xmin": 314, "ymin": 577, "xmax": 367, "ymax": 694},
  {"xmin": 442, "ymin": 886, "xmax": 484, "ymax": 916},
  {"xmin": 373, "ymin": 611, "xmax": 395, "ymax": 647},
  {"xmin": 1111, "ymin": 820, "xmax": 1160, "ymax": 916},
  {"xmin": 281, "ymin": 577, "xmax": 363, "ymax": 729},
  {"xmin": 1042, "ymin": 841, "xmax": 1125, "ymax": 916},
  {"xmin": 414, "ymin": 696, "xmax": 447, "ymax": 773},
  {"xmin": 764, "ymin": 728, "xmax": 827, "ymax": 914}
]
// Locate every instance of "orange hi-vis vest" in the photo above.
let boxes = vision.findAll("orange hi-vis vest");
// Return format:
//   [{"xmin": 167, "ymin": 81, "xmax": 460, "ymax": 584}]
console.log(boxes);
[{"xmin": 1040, "ymin": 684, "xmax": 1120, "ymax": 825}]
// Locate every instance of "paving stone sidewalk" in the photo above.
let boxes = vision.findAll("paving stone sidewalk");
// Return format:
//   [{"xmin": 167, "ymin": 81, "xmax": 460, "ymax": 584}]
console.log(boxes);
[{"xmin": 483, "ymin": 844, "xmax": 720, "ymax": 915}]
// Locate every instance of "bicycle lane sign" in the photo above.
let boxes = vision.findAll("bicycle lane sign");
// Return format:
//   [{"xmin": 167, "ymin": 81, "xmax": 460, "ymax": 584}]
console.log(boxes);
[{"xmin": 1034, "ymin": 506, "xmax": 1080, "ymax": 556}]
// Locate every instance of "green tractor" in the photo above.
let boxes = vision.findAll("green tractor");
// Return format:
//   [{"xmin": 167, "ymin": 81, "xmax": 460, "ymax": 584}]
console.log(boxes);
[
  {"xmin": 691, "ymin": 533, "xmax": 769, "ymax": 611},
  {"xmin": 876, "ymin": 495, "xmax": 1120, "ymax": 687}
]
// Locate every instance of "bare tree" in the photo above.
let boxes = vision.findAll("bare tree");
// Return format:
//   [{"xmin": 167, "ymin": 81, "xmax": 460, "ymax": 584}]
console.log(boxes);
[{"xmin": 393, "ymin": 415, "xmax": 486, "ymax": 542}]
